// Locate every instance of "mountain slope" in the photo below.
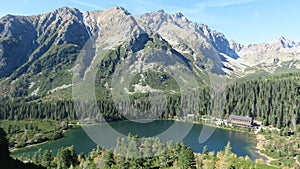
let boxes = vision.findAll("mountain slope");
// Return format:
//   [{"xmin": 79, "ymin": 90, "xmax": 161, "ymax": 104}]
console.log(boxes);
[
  {"xmin": 0, "ymin": 14, "xmax": 37, "ymax": 78},
  {"xmin": 0, "ymin": 7, "xmax": 201, "ymax": 100},
  {"xmin": 236, "ymin": 36, "xmax": 300, "ymax": 72},
  {"xmin": 140, "ymin": 10, "xmax": 226, "ymax": 75},
  {"xmin": 0, "ymin": 7, "xmax": 299, "ymax": 101},
  {"xmin": 0, "ymin": 7, "xmax": 90, "ymax": 99}
]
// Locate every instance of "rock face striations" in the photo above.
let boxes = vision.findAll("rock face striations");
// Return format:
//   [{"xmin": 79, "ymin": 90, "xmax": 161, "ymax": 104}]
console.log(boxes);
[
  {"xmin": 0, "ymin": 7, "xmax": 90, "ymax": 79},
  {"xmin": 236, "ymin": 36, "xmax": 300, "ymax": 68},
  {"xmin": 0, "ymin": 6, "xmax": 299, "ymax": 99}
]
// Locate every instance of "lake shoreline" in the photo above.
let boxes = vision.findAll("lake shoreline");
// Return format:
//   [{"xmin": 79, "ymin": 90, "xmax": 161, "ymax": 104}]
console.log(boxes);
[
  {"xmin": 11, "ymin": 119, "xmax": 270, "ymax": 164},
  {"xmin": 255, "ymin": 134, "xmax": 276, "ymax": 163},
  {"xmin": 199, "ymin": 120, "xmax": 274, "ymax": 164},
  {"xmin": 10, "ymin": 140, "xmax": 50, "ymax": 152},
  {"xmin": 10, "ymin": 125, "xmax": 80, "ymax": 153}
]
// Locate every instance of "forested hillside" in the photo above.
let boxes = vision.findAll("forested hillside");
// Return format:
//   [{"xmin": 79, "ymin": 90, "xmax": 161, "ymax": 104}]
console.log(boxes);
[
  {"xmin": 1, "ymin": 72, "xmax": 299, "ymax": 130},
  {"xmin": 225, "ymin": 73, "xmax": 300, "ymax": 128}
]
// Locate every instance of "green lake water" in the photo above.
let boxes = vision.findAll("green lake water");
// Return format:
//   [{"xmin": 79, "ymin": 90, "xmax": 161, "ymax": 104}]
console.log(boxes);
[{"xmin": 12, "ymin": 120, "xmax": 258, "ymax": 160}]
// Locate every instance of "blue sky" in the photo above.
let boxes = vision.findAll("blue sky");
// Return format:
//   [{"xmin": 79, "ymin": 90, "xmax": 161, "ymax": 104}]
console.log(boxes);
[{"xmin": 0, "ymin": 0, "xmax": 299, "ymax": 44}]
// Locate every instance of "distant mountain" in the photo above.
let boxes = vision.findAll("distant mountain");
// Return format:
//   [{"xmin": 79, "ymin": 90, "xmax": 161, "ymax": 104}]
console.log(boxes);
[
  {"xmin": 235, "ymin": 36, "xmax": 300, "ymax": 72},
  {"xmin": 0, "ymin": 6, "xmax": 299, "ymax": 100}
]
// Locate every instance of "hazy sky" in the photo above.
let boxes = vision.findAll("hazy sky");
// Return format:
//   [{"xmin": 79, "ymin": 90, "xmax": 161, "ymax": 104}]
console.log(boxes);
[{"xmin": 0, "ymin": 0, "xmax": 299, "ymax": 44}]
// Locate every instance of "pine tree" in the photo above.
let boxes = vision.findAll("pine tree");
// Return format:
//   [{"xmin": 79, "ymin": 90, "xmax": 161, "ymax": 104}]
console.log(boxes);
[
  {"xmin": 41, "ymin": 149, "xmax": 52, "ymax": 168},
  {"xmin": 177, "ymin": 142, "xmax": 195, "ymax": 169},
  {"xmin": 103, "ymin": 151, "xmax": 115, "ymax": 168},
  {"xmin": 224, "ymin": 141, "xmax": 232, "ymax": 156},
  {"xmin": 220, "ymin": 141, "xmax": 233, "ymax": 169},
  {"xmin": 202, "ymin": 145, "xmax": 208, "ymax": 155}
]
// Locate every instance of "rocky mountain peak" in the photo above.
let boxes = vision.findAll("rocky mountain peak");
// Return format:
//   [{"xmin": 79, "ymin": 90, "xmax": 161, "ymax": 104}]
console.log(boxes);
[
  {"xmin": 174, "ymin": 12, "xmax": 184, "ymax": 17},
  {"xmin": 235, "ymin": 36, "xmax": 300, "ymax": 70},
  {"xmin": 270, "ymin": 36, "xmax": 298, "ymax": 48},
  {"xmin": 37, "ymin": 6, "xmax": 83, "ymax": 23},
  {"xmin": 197, "ymin": 24, "xmax": 239, "ymax": 59},
  {"xmin": 36, "ymin": 7, "xmax": 82, "ymax": 31},
  {"xmin": 229, "ymin": 40, "xmax": 243, "ymax": 52},
  {"xmin": 139, "ymin": 10, "xmax": 193, "ymax": 32},
  {"xmin": 0, "ymin": 6, "xmax": 299, "ymax": 95},
  {"xmin": 157, "ymin": 9, "xmax": 165, "ymax": 13},
  {"xmin": 198, "ymin": 24, "xmax": 225, "ymax": 40},
  {"xmin": 172, "ymin": 12, "xmax": 189, "ymax": 24},
  {"xmin": 52, "ymin": 6, "xmax": 80, "ymax": 14},
  {"xmin": 102, "ymin": 6, "xmax": 131, "ymax": 16},
  {"xmin": 140, "ymin": 10, "xmax": 231, "ymax": 75},
  {"xmin": 82, "ymin": 6, "xmax": 149, "ymax": 50},
  {"xmin": 39, "ymin": 6, "xmax": 82, "ymax": 21},
  {"xmin": 0, "ymin": 15, "xmax": 31, "ymax": 38}
]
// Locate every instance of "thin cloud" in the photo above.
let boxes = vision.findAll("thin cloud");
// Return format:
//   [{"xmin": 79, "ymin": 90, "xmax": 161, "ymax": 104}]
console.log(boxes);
[{"xmin": 70, "ymin": 0, "xmax": 104, "ymax": 10}]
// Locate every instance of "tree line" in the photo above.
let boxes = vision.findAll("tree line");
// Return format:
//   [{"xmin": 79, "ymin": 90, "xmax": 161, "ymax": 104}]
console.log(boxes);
[
  {"xmin": 13, "ymin": 133, "xmax": 279, "ymax": 169},
  {"xmin": 0, "ymin": 73, "xmax": 299, "ymax": 129},
  {"xmin": 224, "ymin": 73, "xmax": 300, "ymax": 128}
]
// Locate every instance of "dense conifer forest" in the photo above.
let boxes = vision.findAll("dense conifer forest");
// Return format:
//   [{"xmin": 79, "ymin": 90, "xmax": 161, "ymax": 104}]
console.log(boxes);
[{"xmin": 1, "ymin": 72, "xmax": 299, "ymax": 129}]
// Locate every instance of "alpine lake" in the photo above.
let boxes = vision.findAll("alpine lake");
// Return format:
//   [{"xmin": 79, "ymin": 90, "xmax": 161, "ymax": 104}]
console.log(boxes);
[{"xmin": 12, "ymin": 120, "xmax": 259, "ymax": 160}]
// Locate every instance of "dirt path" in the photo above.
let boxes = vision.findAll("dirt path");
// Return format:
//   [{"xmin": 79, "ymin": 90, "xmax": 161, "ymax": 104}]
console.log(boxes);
[{"xmin": 255, "ymin": 134, "xmax": 276, "ymax": 163}]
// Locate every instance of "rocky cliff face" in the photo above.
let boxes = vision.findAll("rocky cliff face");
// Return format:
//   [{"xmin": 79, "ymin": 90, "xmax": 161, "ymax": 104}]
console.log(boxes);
[
  {"xmin": 140, "ymin": 10, "xmax": 226, "ymax": 75},
  {"xmin": 0, "ymin": 6, "xmax": 299, "ymax": 100},
  {"xmin": 83, "ymin": 7, "xmax": 150, "ymax": 48},
  {"xmin": 236, "ymin": 36, "xmax": 300, "ymax": 71},
  {"xmin": 0, "ymin": 14, "xmax": 37, "ymax": 78},
  {"xmin": 0, "ymin": 7, "xmax": 90, "ymax": 98},
  {"xmin": 0, "ymin": 7, "xmax": 90, "ymax": 78}
]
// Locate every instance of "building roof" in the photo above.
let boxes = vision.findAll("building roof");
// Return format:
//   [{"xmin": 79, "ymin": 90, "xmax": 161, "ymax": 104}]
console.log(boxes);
[{"xmin": 229, "ymin": 114, "xmax": 252, "ymax": 121}]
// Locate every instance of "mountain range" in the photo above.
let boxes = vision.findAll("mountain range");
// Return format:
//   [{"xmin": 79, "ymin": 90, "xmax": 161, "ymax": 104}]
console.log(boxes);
[{"xmin": 0, "ymin": 6, "xmax": 299, "ymax": 100}]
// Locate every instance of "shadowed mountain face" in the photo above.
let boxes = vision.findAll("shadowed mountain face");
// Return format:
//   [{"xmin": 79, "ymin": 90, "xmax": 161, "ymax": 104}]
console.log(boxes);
[
  {"xmin": 0, "ymin": 6, "xmax": 299, "ymax": 100},
  {"xmin": 0, "ymin": 7, "xmax": 90, "ymax": 78}
]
